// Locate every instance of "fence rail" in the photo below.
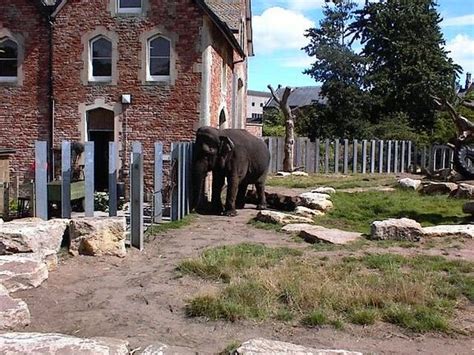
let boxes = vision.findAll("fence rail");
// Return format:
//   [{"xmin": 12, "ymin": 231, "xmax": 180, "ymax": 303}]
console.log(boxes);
[{"xmin": 264, "ymin": 137, "xmax": 453, "ymax": 175}]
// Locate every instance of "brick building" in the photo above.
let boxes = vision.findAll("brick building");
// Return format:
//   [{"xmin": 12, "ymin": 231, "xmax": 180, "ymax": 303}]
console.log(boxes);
[{"xmin": 0, "ymin": 0, "xmax": 254, "ymax": 190}]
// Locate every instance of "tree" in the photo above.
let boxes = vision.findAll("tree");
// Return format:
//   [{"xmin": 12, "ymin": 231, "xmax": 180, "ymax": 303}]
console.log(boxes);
[
  {"xmin": 268, "ymin": 85, "xmax": 295, "ymax": 172},
  {"xmin": 349, "ymin": 0, "xmax": 461, "ymax": 132},
  {"xmin": 303, "ymin": 0, "xmax": 371, "ymax": 138}
]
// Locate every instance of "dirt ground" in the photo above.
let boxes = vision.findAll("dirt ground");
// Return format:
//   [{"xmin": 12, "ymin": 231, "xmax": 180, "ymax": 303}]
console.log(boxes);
[{"xmin": 15, "ymin": 208, "xmax": 474, "ymax": 354}]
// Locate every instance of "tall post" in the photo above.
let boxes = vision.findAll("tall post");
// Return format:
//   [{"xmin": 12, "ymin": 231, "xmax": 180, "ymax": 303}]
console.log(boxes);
[
  {"xmin": 315, "ymin": 138, "xmax": 320, "ymax": 174},
  {"xmin": 407, "ymin": 141, "xmax": 412, "ymax": 172},
  {"xmin": 343, "ymin": 139, "xmax": 349, "ymax": 174},
  {"xmin": 352, "ymin": 139, "xmax": 358, "ymax": 174},
  {"xmin": 61, "ymin": 141, "xmax": 71, "ymax": 219},
  {"xmin": 334, "ymin": 139, "xmax": 340, "ymax": 174},
  {"xmin": 154, "ymin": 142, "xmax": 163, "ymax": 223},
  {"xmin": 394, "ymin": 141, "xmax": 399, "ymax": 174},
  {"xmin": 130, "ymin": 142, "xmax": 144, "ymax": 250},
  {"xmin": 361, "ymin": 140, "xmax": 367, "ymax": 174},
  {"xmin": 34, "ymin": 141, "xmax": 48, "ymax": 220},
  {"xmin": 324, "ymin": 138, "xmax": 330, "ymax": 174},
  {"xmin": 108, "ymin": 142, "xmax": 118, "ymax": 217},
  {"xmin": 378, "ymin": 140, "xmax": 384, "ymax": 173},
  {"xmin": 387, "ymin": 141, "xmax": 392, "ymax": 174},
  {"xmin": 401, "ymin": 141, "xmax": 406, "ymax": 173},
  {"xmin": 171, "ymin": 143, "xmax": 179, "ymax": 221},
  {"xmin": 370, "ymin": 140, "xmax": 376, "ymax": 174},
  {"xmin": 84, "ymin": 142, "xmax": 94, "ymax": 217}
]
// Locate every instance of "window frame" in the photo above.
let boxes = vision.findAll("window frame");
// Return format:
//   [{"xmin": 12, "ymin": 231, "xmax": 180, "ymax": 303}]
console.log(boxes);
[
  {"xmin": 117, "ymin": 0, "xmax": 143, "ymax": 14},
  {"xmin": 89, "ymin": 36, "xmax": 113, "ymax": 83},
  {"xmin": 0, "ymin": 38, "xmax": 18, "ymax": 83},
  {"xmin": 146, "ymin": 35, "xmax": 171, "ymax": 82}
]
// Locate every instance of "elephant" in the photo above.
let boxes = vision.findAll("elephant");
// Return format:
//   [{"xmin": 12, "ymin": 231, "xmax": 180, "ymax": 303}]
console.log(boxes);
[{"xmin": 193, "ymin": 126, "xmax": 270, "ymax": 216}]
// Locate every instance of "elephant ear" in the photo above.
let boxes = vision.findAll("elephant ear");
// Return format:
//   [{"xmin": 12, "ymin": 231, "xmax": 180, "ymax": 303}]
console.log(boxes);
[{"xmin": 219, "ymin": 136, "xmax": 235, "ymax": 157}]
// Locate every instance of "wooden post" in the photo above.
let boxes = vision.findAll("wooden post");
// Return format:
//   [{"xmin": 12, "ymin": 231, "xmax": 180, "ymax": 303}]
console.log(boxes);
[
  {"xmin": 84, "ymin": 142, "xmax": 94, "ymax": 217},
  {"xmin": 61, "ymin": 141, "xmax": 71, "ymax": 219},
  {"xmin": 154, "ymin": 142, "xmax": 163, "ymax": 223},
  {"xmin": 35, "ymin": 141, "xmax": 48, "ymax": 220},
  {"xmin": 130, "ymin": 142, "xmax": 144, "ymax": 250}
]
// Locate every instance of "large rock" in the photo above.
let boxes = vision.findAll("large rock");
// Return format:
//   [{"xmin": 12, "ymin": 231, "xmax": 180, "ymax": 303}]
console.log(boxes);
[
  {"xmin": 371, "ymin": 218, "xmax": 424, "ymax": 242},
  {"xmin": 282, "ymin": 223, "xmax": 326, "ymax": 234},
  {"xmin": 420, "ymin": 182, "xmax": 458, "ymax": 195},
  {"xmin": 299, "ymin": 227, "xmax": 362, "ymax": 245},
  {"xmin": 0, "ymin": 333, "xmax": 129, "ymax": 354},
  {"xmin": 255, "ymin": 211, "xmax": 313, "ymax": 225},
  {"xmin": 69, "ymin": 217, "xmax": 126, "ymax": 257},
  {"xmin": 298, "ymin": 192, "xmax": 333, "ymax": 212},
  {"xmin": 0, "ymin": 218, "xmax": 69, "ymax": 255},
  {"xmin": 236, "ymin": 338, "xmax": 363, "ymax": 355},
  {"xmin": 311, "ymin": 187, "xmax": 336, "ymax": 195},
  {"xmin": 398, "ymin": 178, "xmax": 421, "ymax": 190},
  {"xmin": 247, "ymin": 190, "xmax": 302, "ymax": 212},
  {"xmin": 0, "ymin": 254, "xmax": 48, "ymax": 292},
  {"xmin": 422, "ymin": 225, "xmax": 474, "ymax": 239},
  {"xmin": 295, "ymin": 206, "xmax": 324, "ymax": 218},
  {"xmin": 450, "ymin": 183, "xmax": 474, "ymax": 199},
  {"xmin": 0, "ymin": 285, "xmax": 30, "ymax": 330}
]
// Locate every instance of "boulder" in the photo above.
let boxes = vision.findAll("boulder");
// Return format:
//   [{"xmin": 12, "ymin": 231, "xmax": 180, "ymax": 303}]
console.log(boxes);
[
  {"xmin": 0, "ymin": 285, "xmax": 30, "ymax": 330},
  {"xmin": 298, "ymin": 192, "xmax": 333, "ymax": 212},
  {"xmin": 275, "ymin": 171, "xmax": 291, "ymax": 177},
  {"xmin": 463, "ymin": 201, "xmax": 474, "ymax": 215},
  {"xmin": 281, "ymin": 223, "xmax": 326, "ymax": 234},
  {"xmin": 420, "ymin": 182, "xmax": 458, "ymax": 195},
  {"xmin": 247, "ymin": 190, "xmax": 302, "ymax": 212},
  {"xmin": 255, "ymin": 211, "xmax": 313, "ymax": 225},
  {"xmin": 69, "ymin": 217, "xmax": 126, "ymax": 257},
  {"xmin": 450, "ymin": 183, "xmax": 474, "ymax": 199},
  {"xmin": 0, "ymin": 333, "xmax": 129, "ymax": 354},
  {"xmin": 295, "ymin": 206, "xmax": 324, "ymax": 218},
  {"xmin": 311, "ymin": 187, "xmax": 336, "ymax": 195},
  {"xmin": 398, "ymin": 178, "xmax": 421, "ymax": 190},
  {"xmin": 236, "ymin": 338, "xmax": 363, "ymax": 355},
  {"xmin": 299, "ymin": 227, "xmax": 362, "ymax": 245},
  {"xmin": 0, "ymin": 254, "xmax": 48, "ymax": 292},
  {"xmin": 422, "ymin": 225, "xmax": 474, "ymax": 239},
  {"xmin": 0, "ymin": 218, "xmax": 69, "ymax": 255},
  {"xmin": 291, "ymin": 171, "xmax": 309, "ymax": 177},
  {"xmin": 371, "ymin": 218, "xmax": 424, "ymax": 242}
]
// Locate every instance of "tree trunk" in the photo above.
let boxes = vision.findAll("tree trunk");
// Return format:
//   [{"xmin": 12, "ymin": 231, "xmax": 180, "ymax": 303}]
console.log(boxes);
[{"xmin": 268, "ymin": 85, "xmax": 294, "ymax": 172}]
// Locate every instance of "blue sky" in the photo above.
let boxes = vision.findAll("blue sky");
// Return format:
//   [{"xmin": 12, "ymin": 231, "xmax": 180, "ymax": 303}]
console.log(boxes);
[{"xmin": 248, "ymin": 0, "xmax": 474, "ymax": 91}]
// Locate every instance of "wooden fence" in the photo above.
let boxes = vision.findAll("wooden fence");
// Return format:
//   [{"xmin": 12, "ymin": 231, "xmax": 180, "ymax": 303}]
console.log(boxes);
[
  {"xmin": 34, "ymin": 140, "xmax": 193, "ymax": 250},
  {"xmin": 264, "ymin": 137, "xmax": 454, "ymax": 175}
]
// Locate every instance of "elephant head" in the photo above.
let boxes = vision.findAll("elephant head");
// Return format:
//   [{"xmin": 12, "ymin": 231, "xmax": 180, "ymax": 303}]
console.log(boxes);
[{"xmin": 192, "ymin": 126, "xmax": 235, "ymax": 212}]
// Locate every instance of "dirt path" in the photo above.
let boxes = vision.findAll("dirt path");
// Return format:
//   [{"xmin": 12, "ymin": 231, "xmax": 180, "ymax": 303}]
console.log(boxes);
[{"xmin": 15, "ymin": 209, "xmax": 474, "ymax": 354}]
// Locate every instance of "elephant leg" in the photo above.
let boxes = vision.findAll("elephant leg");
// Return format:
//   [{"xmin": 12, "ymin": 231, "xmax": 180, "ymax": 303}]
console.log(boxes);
[
  {"xmin": 255, "ymin": 181, "xmax": 267, "ymax": 210},
  {"xmin": 224, "ymin": 176, "xmax": 239, "ymax": 216},
  {"xmin": 236, "ymin": 182, "xmax": 249, "ymax": 209},
  {"xmin": 211, "ymin": 172, "xmax": 225, "ymax": 214}
]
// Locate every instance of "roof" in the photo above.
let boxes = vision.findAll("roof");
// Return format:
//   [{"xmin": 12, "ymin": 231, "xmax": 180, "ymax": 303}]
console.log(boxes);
[
  {"xmin": 204, "ymin": 0, "xmax": 241, "ymax": 31},
  {"xmin": 248, "ymin": 90, "xmax": 271, "ymax": 98},
  {"xmin": 266, "ymin": 86, "xmax": 326, "ymax": 109}
]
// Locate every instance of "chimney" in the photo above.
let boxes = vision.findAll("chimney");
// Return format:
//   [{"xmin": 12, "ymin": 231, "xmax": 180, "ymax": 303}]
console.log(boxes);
[{"xmin": 466, "ymin": 72, "xmax": 472, "ymax": 91}]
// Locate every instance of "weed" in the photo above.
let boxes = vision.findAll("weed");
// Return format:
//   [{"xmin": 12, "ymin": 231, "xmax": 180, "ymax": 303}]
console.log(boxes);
[
  {"xmin": 301, "ymin": 309, "xmax": 329, "ymax": 327},
  {"xmin": 349, "ymin": 308, "xmax": 378, "ymax": 325}
]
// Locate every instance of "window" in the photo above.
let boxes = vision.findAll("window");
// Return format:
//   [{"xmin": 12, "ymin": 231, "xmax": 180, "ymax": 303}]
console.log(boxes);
[
  {"xmin": 251, "ymin": 102, "xmax": 255, "ymax": 107},
  {"xmin": 90, "ymin": 37, "xmax": 112, "ymax": 81},
  {"xmin": 147, "ymin": 36, "xmax": 170, "ymax": 81},
  {"xmin": 0, "ymin": 39, "xmax": 18, "ymax": 82},
  {"xmin": 117, "ymin": 0, "xmax": 142, "ymax": 13},
  {"xmin": 260, "ymin": 103, "xmax": 263, "ymax": 107}
]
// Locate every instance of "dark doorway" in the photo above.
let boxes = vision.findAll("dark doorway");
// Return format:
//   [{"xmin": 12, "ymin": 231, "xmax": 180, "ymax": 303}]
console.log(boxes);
[{"xmin": 87, "ymin": 108, "xmax": 114, "ymax": 191}]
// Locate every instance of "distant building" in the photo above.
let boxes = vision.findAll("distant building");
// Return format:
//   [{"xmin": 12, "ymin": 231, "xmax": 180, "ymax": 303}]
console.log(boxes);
[
  {"xmin": 246, "ymin": 90, "xmax": 271, "ymax": 137},
  {"xmin": 265, "ymin": 86, "xmax": 325, "ymax": 110}
]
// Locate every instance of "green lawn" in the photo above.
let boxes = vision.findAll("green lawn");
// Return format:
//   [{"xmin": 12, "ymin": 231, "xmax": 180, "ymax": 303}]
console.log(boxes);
[{"xmin": 182, "ymin": 244, "xmax": 474, "ymax": 333}]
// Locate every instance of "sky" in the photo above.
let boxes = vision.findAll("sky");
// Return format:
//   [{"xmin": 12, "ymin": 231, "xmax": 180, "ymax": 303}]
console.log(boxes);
[{"xmin": 248, "ymin": 0, "xmax": 474, "ymax": 91}]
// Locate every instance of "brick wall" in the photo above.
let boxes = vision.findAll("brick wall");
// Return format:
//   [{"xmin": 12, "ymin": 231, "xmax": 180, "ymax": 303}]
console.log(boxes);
[
  {"xmin": 245, "ymin": 123, "xmax": 262, "ymax": 137},
  {"xmin": 0, "ymin": 1, "xmax": 50, "ymax": 183}
]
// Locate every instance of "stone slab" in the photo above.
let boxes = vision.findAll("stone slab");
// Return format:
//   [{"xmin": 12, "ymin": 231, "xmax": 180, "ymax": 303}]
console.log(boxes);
[
  {"xmin": 422, "ymin": 224, "xmax": 474, "ymax": 239},
  {"xmin": 0, "ymin": 285, "xmax": 30, "ymax": 330},
  {"xmin": 0, "ymin": 254, "xmax": 48, "ymax": 293}
]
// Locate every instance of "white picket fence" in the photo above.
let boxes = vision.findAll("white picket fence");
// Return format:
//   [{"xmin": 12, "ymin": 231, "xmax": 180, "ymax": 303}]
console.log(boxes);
[{"xmin": 264, "ymin": 137, "xmax": 454, "ymax": 175}]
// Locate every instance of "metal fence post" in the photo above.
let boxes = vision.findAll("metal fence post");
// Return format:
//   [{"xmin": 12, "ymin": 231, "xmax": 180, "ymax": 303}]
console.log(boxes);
[
  {"xmin": 61, "ymin": 141, "xmax": 71, "ymax": 219},
  {"xmin": 108, "ymin": 142, "xmax": 118, "ymax": 217},
  {"xmin": 130, "ymin": 142, "xmax": 144, "ymax": 250},
  {"xmin": 370, "ymin": 140, "xmax": 376, "ymax": 174},
  {"xmin": 378, "ymin": 140, "xmax": 384, "ymax": 173},
  {"xmin": 352, "ymin": 139, "xmax": 358, "ymax": 174},
  {"xmin": 407, "ymin": 141, "xmax": 412, "ymax": 172},
  {"xmin": 324, "ymin": 139, "xmax": 330, "ymax": 174},
  {"xmin": 154, "ymin": 142, "xmax": 163, "ymax": 223},
  {"xmin": 394, "ymin": 141, "xmax": 399, "ymax": 174},
  {"xmin": 401, "ymin": 141, "xmax": 406, "ymax": 173},
  {"xmin": 343, "ymin": 139, "xmax": 349, "ymax": 174},
  {"xmin": 315, "ymin": 138, "xmax": 320, "ymax": 174},
  {"xmin": 387, "ymin": 141, "xmax": 392, "ymax": 174},
  {"xmin": 361, "ymin": 140, "xmax": 367, "ymax": 174},
  {"xmin": 334, "ymin": 139, "xmax": 340, "ymax": 174},
  {"xmin": 171, "ymin": 143, "xmax": 179, "ymax": 221},
  {"xmin": 34, "ymin": 141, "xmax": 48, "ymax": 220},
  {"xmin": 84, "ymin": 142, "xmax": 94, "ymax": 217}
]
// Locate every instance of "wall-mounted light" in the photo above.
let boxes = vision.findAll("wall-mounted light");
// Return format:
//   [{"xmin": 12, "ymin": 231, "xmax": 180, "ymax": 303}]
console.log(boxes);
[{"xmin": 121, "ymin": 94, "xmax": 132, "ymax": 105}]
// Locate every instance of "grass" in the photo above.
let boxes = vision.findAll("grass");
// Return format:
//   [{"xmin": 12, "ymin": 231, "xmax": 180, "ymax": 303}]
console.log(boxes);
[
  {"xmin": 183, "ymin": 244, "xmax": 474, "ymax": 333},
  {"xmin": 145, "ymin": 214, "xmax": 196, "ymax": 237},
  {"xmin": 247, "ymin": 219, "xmax": 282, "ymax": 232},
  {"xmin": 267, "ymin": 174, "xmax": 397, "ymax": 190},
  {"xmin": 313, "ymin": 190, "xmax": 469, "ymax": 234},
  {"xmin": 178, "ymin": 243, "xmax": 302, "ymax": 282}
]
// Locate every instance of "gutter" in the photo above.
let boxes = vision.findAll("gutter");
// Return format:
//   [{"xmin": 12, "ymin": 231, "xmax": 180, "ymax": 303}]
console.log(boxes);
[{"xmin": 193, "ymin": 0, "xmax": 246, "ymax": 59}]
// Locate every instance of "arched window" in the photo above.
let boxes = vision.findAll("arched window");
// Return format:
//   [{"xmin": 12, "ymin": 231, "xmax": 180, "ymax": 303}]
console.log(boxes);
[
  {"xmin": 90, "ymin": 37, "xmax": 112, "ymax": 81},
  {"xmin": 0, "ymin": 38, "xmax": 18, "ymax": 81},
  {"xmin": 148, "ymin": 36, "xmax": 170, "ymax": 81},
  {"xmin": 219, "ymin": 109, "xmax": 226, "ymax": 128}
]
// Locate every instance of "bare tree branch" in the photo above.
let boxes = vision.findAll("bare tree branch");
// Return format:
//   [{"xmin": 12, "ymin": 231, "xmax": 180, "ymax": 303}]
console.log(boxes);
[{"xmin": 267, "ymin": 84, "xmax": 281, "ymax": 105}]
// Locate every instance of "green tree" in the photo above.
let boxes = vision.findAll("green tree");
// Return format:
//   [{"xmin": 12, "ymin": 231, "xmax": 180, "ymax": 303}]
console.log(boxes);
[
  {"xmin": 303, "ymin": 0, "xmax": 371, "ymax": 138},
  {"xmin": 349, "ymin": 0, "xmax": 461, "ymax": 132}
]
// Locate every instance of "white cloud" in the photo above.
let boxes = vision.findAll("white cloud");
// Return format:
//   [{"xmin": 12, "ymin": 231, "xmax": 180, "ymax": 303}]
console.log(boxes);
[
  {"xmin": 253, "ymin": 7, "xmax": 315, "ymax": 54},
  {"xmin": 441, "ymin": 14, "xmax": 474, "ymax": 27},
  {"xmin": 446, "ymin": 34, "xmax": 474, "ymax": 73}
]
